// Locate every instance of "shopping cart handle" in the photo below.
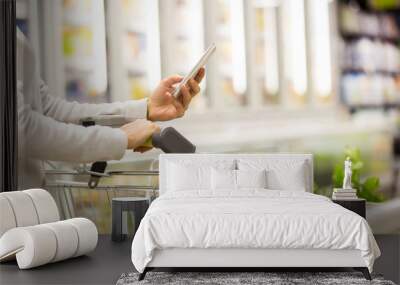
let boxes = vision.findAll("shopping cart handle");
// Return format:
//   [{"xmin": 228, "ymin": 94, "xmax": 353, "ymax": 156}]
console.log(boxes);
[
  {"xmin": 82, "ymin": 117, "xmax": 195, "ymax": 188},
  {"xmin": 88, "ymin": 161, "xmax": 108, "ymax": 188},
  {"xmin": 143, "ymin": 127, "xmax": 196, "ymax": 153},
  {"xmin": 81, "ymin": 118, "xmax": 109, "ymax": 188}
]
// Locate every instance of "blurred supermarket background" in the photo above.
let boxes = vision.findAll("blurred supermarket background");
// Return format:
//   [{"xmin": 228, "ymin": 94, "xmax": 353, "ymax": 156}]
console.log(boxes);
[{"xmin": 17, "ymin": 0, "xmax": 400, "ymax": 233}]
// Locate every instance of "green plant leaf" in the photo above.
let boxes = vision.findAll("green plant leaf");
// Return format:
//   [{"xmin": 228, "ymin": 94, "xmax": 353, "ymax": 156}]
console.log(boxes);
[
  {"xmin": 359, "ymin": 176, "xmax": 385, "ymax": 202},
  {"xmin": 313, "ymin": 182, "xmax": 332, "ymax": 197},
  {"xmin": 345, "ymin": 147, "xmax": 361, "ymax": 161},
  {"xmin": 363, "ymin": 176, "xmax": 380, "ymax": 192},
  {"xmin": 352, "ymin": 161, "xmax": 364, "ymax": 171},
  {"xmin": 352, "ymin": 171, "xmax": 361, "ymax": 190},
  {"xmin": 332, "ymin": 146, "xmax": 386, "ymax": 202},
  {"xmin": 332, "ymin": 164, "xmax": 344, "ymax": 188}
]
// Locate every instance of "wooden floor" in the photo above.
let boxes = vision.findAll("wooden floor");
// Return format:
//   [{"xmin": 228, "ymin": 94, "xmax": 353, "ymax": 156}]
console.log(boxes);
[{"xmin": 0, "ymin": 235, "xmax": 398, "ymax": 285}]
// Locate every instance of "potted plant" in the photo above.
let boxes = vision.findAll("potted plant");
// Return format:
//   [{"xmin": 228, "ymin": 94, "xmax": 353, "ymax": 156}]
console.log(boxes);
[{"xmin": 332, "ymin": 147, "xmax": 385, "ymax": 202}]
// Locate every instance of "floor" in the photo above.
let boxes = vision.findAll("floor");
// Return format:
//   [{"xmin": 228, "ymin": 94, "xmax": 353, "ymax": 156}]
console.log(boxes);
[
  {"xmin": 374, "ymin": 234, "xmax": 400, "ymax": 284},
  {"xmin": 0, "ymin": 236, "xmax": 133, "ymax": 285},
  {"xmin": 0, "ymin": 235, "xmax": 399, "ymax": 285}
]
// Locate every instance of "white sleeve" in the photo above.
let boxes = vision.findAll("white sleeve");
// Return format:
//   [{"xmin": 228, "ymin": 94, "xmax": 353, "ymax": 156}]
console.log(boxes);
[
  {"xmin": 39, "ymin": 81, "xmax": 147, "ymax": 124},
  {"xmin": 18, "ymin": 86, "xmax": 127, "ymax": 163}
]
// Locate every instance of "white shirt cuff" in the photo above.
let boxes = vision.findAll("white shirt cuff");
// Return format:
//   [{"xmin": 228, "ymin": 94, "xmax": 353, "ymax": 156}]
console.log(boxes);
[{"xmin": 122, "ymin": 99, "xmax": 148, "ymax": 121}]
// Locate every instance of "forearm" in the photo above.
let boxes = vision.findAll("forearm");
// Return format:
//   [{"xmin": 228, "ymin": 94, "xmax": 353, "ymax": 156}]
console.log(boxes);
[
  {"xmin": 40, "ymin": 81, "xmax": 147, "ymax": 124},
  {"xmin": 19, "ymin": 102, "xmax": 128, "ymax": 163}
]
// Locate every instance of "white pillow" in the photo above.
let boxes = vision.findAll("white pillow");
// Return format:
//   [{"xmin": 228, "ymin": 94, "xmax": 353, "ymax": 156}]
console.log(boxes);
[
  {"xmin": 211, "ymin": 168, "xmax": 236, "ymax": 190},
  {"xmin": 211, "ymin": 169, "xmax": 267, "ymax": 191},
  {"xmin": 167, "ymin": 163, "xmax": 210, "ymax": 191},
  {"xmin": 238, "ymin": 159, "xmax": 307, "ymax": 191},
  {"xmin": 236, "ymin": 169, "xmax": 267, "ymax": 189},
  {"xmin": 166, "ymin": 159, "xmax": 236, "ymax": 192}
]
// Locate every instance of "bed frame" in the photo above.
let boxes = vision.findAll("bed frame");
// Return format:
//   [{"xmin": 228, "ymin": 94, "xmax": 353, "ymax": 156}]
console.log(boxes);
[
  {"xmin": 139, "ymin": 154, "xmax": 371, "ymax": 281},
  {"xmin": 140, "ymin": 248, "xmax": 370, "ymax": 280}
]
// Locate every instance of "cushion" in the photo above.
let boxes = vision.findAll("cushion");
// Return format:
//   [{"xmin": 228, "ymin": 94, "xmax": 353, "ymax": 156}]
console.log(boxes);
[
  {"xmin": 211, "ymin": 168, "xmax": 236, "ymax": 190},
  {"xmin": 42, "ymin": 221, "xmax": 79, "ymax": 262},
  {"xmin": 0, "ymin": 218, "xmax": 97, "ymax": 269},
  {"xmin": 211, "ymin": 169, "xmax": 267, "ymax": 191},
  {"xmin": 236, "ymin": 169, "xmax": 267, "ymax": 189},
  {"xmin": 65, "ymin": 218, "xmax": 98, "ymax": 257},
  {"xmin": 238, "ymin": 159, "xmax": 307, "ymax": 191},
  {"xmin": 0, "ymin": 192, "xmax": 39, "ymax": 227},
  {"xmin": 166, "ymin": 160, "xmax": 235, "ymax": 192},
  {"xmin": 23, "ymin": 189, "xmax": 60, "ymax": 224},
  {"xmin": 0, "ymin": 190, "xmax": 59, "ymax": 236},
  {"xmin": 0, "ymin": 189, "xmax": 98, "ymax": 269},
  {"xmin": 0, "ymin": 225, "xmax": 57, "ymax": 269},
  {"xmin": 167, "ymin": 163, "xmax": 210, "ymax": 191},
  {"xmin": 0, "ymin": 196, "xmax": 17, "ymax": 237}
]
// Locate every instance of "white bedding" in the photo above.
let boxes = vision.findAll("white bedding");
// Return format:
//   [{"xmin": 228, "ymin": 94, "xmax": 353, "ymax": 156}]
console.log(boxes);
[{"xmin": 131, "ymin": 190, "xmax": 380, "ymax": 273}]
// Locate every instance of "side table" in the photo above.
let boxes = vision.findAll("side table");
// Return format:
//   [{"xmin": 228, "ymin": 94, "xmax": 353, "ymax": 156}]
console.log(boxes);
[
  {"xmin": 332, "ymin": 198, "xmax": 366, "ymax": 218},
  {"xmin": 112, "ymin": 197, "xmax": 150, "ymax": 242}
]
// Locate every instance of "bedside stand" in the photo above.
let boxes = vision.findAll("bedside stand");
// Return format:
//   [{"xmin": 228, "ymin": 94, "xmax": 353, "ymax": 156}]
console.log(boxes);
[
  {"xmin": 332, "ymin": 198, "xmax": 366, "ymax": 218},
  {"xmin": 111, "ymin": 197, "xmax": 150, "ymax": 242}
]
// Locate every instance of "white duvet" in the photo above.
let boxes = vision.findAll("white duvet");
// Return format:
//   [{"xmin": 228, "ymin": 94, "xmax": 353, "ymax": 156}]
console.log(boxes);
[{"xmin": 131, "ymin": 190, "xmax": 380, "ymax": 273}]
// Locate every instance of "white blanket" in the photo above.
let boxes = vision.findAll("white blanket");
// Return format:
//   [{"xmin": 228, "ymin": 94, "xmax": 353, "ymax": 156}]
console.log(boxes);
[{"xmin": 131, "ymin": 190, "xmax": 380, "ymax": 273}]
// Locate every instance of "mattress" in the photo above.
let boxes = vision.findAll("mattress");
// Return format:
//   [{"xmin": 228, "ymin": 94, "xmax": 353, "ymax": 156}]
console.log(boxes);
[{"xmin": 131, "ymin": 190, "xmax": 380, "ymax": 273}]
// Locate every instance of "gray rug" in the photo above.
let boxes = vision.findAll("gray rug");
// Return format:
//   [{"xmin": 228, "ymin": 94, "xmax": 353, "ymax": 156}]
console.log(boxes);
[{"xmin": 116, "ymin": 272, "xmax": 396, "ymax": 285}]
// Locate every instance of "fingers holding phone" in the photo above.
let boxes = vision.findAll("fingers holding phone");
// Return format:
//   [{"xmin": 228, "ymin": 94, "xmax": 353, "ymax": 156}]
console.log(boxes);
[
  {"xmin": 177, "ymin": 67, "xmax": 205, "ymax": 109},
  {"xmin": 147, "ymin": 42, "xmax": 215, "ymax": 121},
  {"xmin": 188, "ymin": 78, "xmax": 200, "ymax": 95},
  {"xmin": 194, "ymin": 67, "xmax": 205, "ymax": 86},
  {"xmin": 172, "ymin": 43, "xmax": 215, "ymax": 98}
]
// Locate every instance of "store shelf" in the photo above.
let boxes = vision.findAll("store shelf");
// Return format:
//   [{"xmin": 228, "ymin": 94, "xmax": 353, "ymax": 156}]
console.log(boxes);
[
  {"xmin": 341, "ymin": 68, "xmax": 400, "ymax": 77},
  {"xmin": 369, "ymin": 6, "xmax": 400, "ymax": 13},
  {"xmin": 341, "ymin": 31, "xmax": 399, "ymax": 44},
  {"xmin": 338, "ymin": 1, "xmax": 400, "ymax": 110},
  {"xmin": 348, "ymin": 103, "xmax": 400, "ymax": 113}
]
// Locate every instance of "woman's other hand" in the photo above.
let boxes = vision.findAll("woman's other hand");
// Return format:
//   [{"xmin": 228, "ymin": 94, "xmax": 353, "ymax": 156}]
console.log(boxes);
[{"xmin": 120, "ymin": 119, "xmax": 160, "ymax": 152}]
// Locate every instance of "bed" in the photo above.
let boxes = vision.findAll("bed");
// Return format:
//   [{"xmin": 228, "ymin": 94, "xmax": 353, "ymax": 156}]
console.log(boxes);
[{"xmin": 131, "ymin": 154, "xmax": 380, "ymax": 281}]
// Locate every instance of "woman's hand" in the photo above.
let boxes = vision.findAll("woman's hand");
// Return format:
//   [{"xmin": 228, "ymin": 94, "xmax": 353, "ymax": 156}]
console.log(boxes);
[
  {"xmin": 148, "ymin": 68, "xmax": 205, "ymax": 121},
  {"xmin": 120, "ymin": 119, "xmax": 160, "ymax": 152}
]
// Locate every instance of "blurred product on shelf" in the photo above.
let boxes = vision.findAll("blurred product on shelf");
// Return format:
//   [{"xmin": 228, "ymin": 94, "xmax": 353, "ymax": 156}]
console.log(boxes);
[
  {"xmin": 213, "ymin": 0, "xmax": 247, "ymax": 106},
  {"xmin": 123, "ymin": 32, "xmax": 146, "ymax": 70},
  {"xmin": 338, "ymin": 0, "xmax": 400, "ymax": 108},
  {"xmin": 341, "ymin": 73, "xmax": 400, "ymax": 105},
  {"xmin": 342, "ymin": 39, "xmax": 400, "ymax": 74},
  {"xmin": 107, "ymin": 0, "xmax": 161, "ymax": 102},
  {"xmin": 62, "ymin": 0, "xmax": 108, "ymax": 102},
  {"xmin": 128, "ymin": 77, "xmax": 147, "ymax": 100},
  {"xmin": 159, "ymin": 0, "xmax": 206, "ymax": 110},
  {"xmin": 340, "ymin": 3, "xmax": 399, "ymax": 39}
]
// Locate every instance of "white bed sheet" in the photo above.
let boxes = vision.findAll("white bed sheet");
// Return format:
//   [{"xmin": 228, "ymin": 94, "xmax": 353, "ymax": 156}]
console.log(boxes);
[{"xmin": 131, "ymin": 190, "xmax": 380, "ymax": 273}]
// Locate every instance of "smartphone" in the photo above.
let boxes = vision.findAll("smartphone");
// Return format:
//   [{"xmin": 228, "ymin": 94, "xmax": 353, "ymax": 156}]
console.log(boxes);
[{"xmin": 172, "ymin": 43, "xmax": 216, "ymax": 98}]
